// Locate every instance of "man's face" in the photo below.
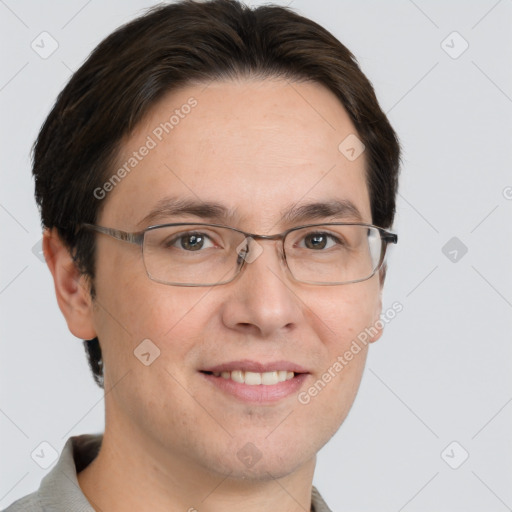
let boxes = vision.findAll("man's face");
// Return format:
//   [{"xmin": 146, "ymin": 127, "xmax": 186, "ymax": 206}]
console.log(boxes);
[{"xmin": 90, "ymin": 78, "xmax": 382, "ymax": 480}]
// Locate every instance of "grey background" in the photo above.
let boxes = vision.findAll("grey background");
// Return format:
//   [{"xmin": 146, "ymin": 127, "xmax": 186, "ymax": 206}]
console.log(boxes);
[{"xmin": 1, "ymin": 0, "xmax": 511, "ymax": 510}]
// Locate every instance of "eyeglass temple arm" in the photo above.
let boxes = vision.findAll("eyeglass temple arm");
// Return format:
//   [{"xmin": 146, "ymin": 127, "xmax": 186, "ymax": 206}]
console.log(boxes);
[
  {"xmin": 81, "ymin": 223, "xmax": 144, "ymax": 245},
  {"xmin": 381, "ymin": 232, "xmax": 398, "ymax": 244}
]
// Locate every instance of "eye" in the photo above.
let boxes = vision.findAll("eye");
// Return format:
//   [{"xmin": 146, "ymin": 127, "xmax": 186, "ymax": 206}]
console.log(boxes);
[
  {"xmin": 167, "ymin": 232, "xmax": 216, "ymax": 251},
  {"xmin": 300, "ymin": 232, "xmax": 342, "ymax": 250}
]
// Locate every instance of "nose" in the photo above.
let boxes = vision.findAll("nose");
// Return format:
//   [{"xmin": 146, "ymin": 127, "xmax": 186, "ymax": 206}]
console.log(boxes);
[{"xmin": 220, "ymin": 237, "xmax": 303, "ymax": 338}]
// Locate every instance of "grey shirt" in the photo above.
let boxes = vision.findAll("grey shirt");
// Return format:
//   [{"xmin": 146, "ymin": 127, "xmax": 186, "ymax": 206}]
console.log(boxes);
[{"xmin": 4, "ymin": 434, "xmax": 332, "ymax": 512}]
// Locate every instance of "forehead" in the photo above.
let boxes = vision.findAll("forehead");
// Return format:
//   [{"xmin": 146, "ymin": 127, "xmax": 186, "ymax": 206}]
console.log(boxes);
[{"xmin": 100, "ymin": 78, "xmax": 371, "ymax": 229}]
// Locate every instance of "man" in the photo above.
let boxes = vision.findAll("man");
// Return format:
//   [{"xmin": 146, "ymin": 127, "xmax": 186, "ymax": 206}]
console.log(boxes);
[{"xmin": 5, "ymin": 0, "xmax": 400, "ymax": 510}]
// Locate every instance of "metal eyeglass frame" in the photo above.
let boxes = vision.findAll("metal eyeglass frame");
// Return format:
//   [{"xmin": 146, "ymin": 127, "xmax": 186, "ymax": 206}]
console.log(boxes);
[{"xmin": 79, "ymin": 222, "xmax": 398, "ymax": 286}]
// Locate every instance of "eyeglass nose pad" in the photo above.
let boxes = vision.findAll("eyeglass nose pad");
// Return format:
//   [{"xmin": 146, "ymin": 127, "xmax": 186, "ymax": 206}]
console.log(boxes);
[{"xmin": 235, "ymin": 236, "xmax": 264, "ymax": 264}]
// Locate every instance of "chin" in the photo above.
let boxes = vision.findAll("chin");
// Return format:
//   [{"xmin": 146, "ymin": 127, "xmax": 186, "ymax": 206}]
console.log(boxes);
[
  {"xmin": 196, "ymin": 429, "xmax": 322, "ymax": 483},
  {"xmin": 209, "ymin": 451, "xmax": 312, "ymax": 483}
]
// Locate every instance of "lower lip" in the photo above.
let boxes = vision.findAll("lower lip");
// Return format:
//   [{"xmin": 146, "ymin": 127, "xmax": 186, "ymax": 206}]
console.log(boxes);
[{"xmin": 200, "ymin": 372, "xmax": 309, "ymax": 403}]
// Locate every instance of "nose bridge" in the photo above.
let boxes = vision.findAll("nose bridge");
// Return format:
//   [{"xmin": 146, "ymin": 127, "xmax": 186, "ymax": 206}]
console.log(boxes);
[
  {"xmin": 243, "ymin": 233, "xmax": 286, "ymax": 268},
  {"xmin": 236, "ymin": 234, "xmax": 298, "ymax": 296},
  {"xmin": 250, "ymin": 232, "xmax": 283, "ymax": 242},
  {"xmin": 224, "ymin": 231, "xmax": 301, "ymax": 337}
]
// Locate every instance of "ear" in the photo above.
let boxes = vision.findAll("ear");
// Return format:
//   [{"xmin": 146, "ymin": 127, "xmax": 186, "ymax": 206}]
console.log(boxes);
[{"xmin": 43, "ymin": 228, "xmax": 97, "ymax": 340}]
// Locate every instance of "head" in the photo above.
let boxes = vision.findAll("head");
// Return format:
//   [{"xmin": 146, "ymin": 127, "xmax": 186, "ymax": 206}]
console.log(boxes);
[{"xmin": 37, "ymin": 0, "xmax": 399, "ymax": 481}]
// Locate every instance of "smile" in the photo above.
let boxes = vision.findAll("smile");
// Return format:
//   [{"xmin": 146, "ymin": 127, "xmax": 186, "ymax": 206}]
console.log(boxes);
[
  {"xmin": 200, "ymin": 369, "xmax": 309, "ymax": 403},
  {"xmin": 206, "ymin": 369, "xmax": 295, "ymax": 385}
]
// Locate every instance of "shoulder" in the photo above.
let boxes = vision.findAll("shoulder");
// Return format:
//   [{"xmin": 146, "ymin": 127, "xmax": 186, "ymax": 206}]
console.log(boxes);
[
  {"xmin": 311, "ymin": 485, "xmax": 333, "ymax": 512},
  {"xmin": 2, "ymin": 433, "xmax": 102, "ymax": 512},
  {"xmin": 2, "ymin": 491, "xmax": 42, "ymax": 511}
]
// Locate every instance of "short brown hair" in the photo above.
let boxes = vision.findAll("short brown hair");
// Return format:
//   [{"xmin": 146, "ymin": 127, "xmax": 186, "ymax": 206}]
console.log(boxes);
[{"xmin": 33, "ymin": 0, "xmax": 400, "ymax": 388}]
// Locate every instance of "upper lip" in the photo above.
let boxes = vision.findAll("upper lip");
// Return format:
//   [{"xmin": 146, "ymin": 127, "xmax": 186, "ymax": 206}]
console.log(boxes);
[{"xmin": 201, "ymin": 359, "xmax": 310, "ymax": 374}]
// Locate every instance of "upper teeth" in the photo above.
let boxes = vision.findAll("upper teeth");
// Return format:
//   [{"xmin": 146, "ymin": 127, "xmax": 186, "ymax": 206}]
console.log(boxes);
[{"xmin": 212, "ymin": 370, "xmax": 295, "ymax": 385}]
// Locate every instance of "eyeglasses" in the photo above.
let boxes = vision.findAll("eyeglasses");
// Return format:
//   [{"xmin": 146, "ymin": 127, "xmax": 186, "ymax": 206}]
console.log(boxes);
[{"xmin": 80, "ymin": 222, "xmax": 397, "ymax": 287}]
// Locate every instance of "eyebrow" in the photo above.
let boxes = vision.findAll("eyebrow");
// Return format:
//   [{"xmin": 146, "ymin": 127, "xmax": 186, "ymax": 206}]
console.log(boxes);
[
  {"xmin": 281, "ymin": 198, "xmax": 363, "ymax": 224},
  {"xmin": 137, "ymin": 196, "xmax": 364, "ymax": 228},
  {"xmin": 138, "ymin": 197, "xmax": 238, "ymax": 227}
]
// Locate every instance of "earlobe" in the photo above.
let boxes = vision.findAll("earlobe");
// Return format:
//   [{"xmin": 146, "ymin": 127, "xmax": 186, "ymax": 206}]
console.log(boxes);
[{"xmin": 43, "ymin": 228, "xmax": 97, "ymax": 340}]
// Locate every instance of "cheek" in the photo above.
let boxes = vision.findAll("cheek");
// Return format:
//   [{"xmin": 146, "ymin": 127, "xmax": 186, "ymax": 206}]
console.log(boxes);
[
  {"xmin": 308, "ymin": 276, "xmax": 382, "ymax": 348},
  {"xmin": 91, "ymin": 244, "xmax": 213, "ymax": 379},
  {"xmin": 297, "ymin": 278, "xmax": 380, "ymax": 422}
]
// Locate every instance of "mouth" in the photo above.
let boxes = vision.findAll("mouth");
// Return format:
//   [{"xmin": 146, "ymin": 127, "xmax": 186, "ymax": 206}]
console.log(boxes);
[
  {"xmin": 200, "ymin": 369, "xmax": 296, "ymax": 386},
  {"xmin": 199, "ymin": 360, "xmax": 310, "ymax": 403}
]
